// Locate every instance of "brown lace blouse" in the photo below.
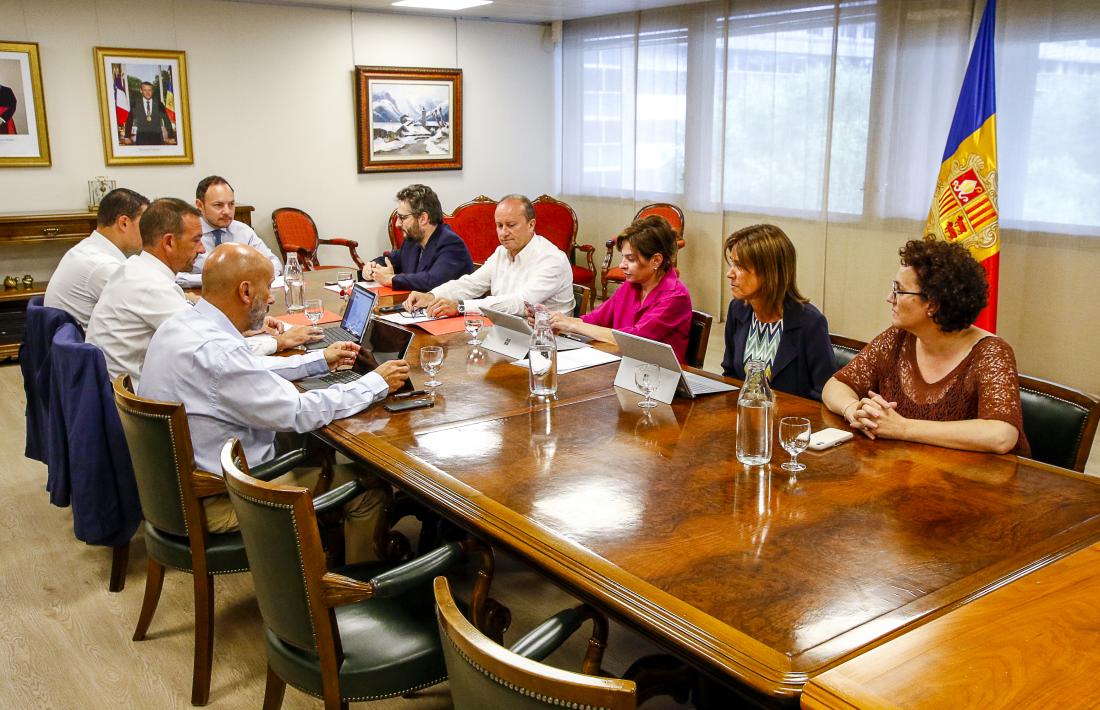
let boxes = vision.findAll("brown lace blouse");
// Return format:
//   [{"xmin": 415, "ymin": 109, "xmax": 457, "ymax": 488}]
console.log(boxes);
[{"xmin": 834, "ymin": 327, "xmax": 1029, "ymax": 456}]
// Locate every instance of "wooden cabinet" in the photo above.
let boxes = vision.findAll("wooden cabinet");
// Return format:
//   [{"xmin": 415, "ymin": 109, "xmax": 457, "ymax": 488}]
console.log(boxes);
[{"xmin": 0, "ymin": 205, "xmax": 255, "ymax": 360}]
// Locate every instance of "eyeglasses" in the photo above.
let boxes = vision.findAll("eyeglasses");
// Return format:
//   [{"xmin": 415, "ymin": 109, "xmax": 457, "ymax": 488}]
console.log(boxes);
[
  {"xmin": 890, "ymin": 282, "xmax": 924, "ymax": 298},
  {"xmin": 396, "ymin": 212, "xmax": 414, "ymax": 222}
]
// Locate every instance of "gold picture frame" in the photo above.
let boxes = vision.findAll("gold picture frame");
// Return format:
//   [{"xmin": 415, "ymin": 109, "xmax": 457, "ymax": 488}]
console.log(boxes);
[
  {"xmin": 0, "ymin": 40, "xmax": 51, "ymax": 167},
  {"xmin": 354, "ymin": 65, "xmax": 462, "ymax": 173},
  {"xmin": 93, "ymin": 46, "xmax": 192, "ymax": 165}
]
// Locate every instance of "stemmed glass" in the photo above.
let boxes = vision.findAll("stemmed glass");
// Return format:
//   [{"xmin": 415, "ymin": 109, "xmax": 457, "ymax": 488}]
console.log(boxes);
[
  {"xmin": 635, "ymin": 364, "xmax": 660, "ymax": 409},
  {"xmin": 420, "ymin": 346, "xmax": 444, "ymax": 389},
  {"xmin": 337, "ymin": 270, "xmax": 354, "ymax": 304},
  {"xmin": 779, "ymin": 417, "xmax": 811, "ymax": 473},
  {"xmin": 464, "ymin": 314, "xmax": 482, "ymax": 345},
  {"xmin": 304, "ymin": 299, "xmax": 324, "ymax": 327}
]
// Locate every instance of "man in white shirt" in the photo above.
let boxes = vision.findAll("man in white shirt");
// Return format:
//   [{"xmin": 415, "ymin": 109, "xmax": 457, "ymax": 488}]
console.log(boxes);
[
  {"xmin": 44, "ymin": 188, "xmax": 149, "ymax": 328},
  {"xmin": 175, "ymin": 175, "xmax": 283, "ymax": 288},
  {"xmin": 404, "ymin": 194, "xmax": 574, "ymax": 317},
  {"xmin": 87, "ymin": 198, "xmax": 316, "ymax": 389},
  {"xmin": 140, "ymin": 243, "xmax": 410, "ymax": 562}
]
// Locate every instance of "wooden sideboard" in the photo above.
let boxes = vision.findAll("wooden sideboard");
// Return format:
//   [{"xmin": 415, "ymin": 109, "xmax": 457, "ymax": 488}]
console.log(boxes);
[{"xmin": 0, "ymin": 205, "xmax": 255, "ymax": 361}]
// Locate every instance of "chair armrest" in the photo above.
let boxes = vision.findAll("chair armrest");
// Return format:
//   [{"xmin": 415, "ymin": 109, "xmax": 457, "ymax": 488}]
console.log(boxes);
[
  {"xmin": 251, "ymin": 448, "xmax": 308, "ymax": 481},
  {"xmin": 369, "ymin": 541, "xmax": 466, "ymax": 599},
  {"xmin": 510, "ymin": 605, "xmax": 610, "ymax": 676},
  {"xmin": 602, "ymin": 239, "xmax": 617, "ymax": 272},
  {"xmin": 312, "ymin": 480, "xmax": 362, "ymax": 515},
  {"xmin": 320, "ymin": 238, "xmax": 365, "ymax": 270},
  {"xmin": 575, "ymin": 243, "xmax": 596, "ymax": 275},
  {"xmin": 192, "ymin": 469, "xmax": 227, "ymax": 499}
]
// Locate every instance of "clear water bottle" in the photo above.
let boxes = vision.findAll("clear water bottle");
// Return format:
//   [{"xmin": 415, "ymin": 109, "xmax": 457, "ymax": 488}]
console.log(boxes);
[
  {"xmin": 284, "ymin": 253, "xmax": 304, "ymax": 313},
  {"xmin": 736, "ymin": 359, "xmax": 775, "ymax": 466},
  {"xmin": 528, "ymin": 309, "xmax": 558, "ymax": 398}
]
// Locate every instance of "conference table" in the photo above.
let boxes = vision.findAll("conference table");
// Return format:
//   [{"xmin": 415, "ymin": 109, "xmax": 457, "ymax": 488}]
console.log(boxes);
[{"xmin": 296, "ymin": 274, "xmax": 1100, "ymax": 706}]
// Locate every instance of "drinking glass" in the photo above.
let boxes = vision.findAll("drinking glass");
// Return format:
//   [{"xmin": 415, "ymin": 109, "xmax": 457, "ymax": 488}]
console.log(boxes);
[
  {"xmin": 420, "ymin": 346, "xmax": 444, "ymax": 389},
  {"xmin": 464, "ymin": 314, "xmax": 482, "ymax": 345},
  {"xmin": 337, "ymin": 270, "xmax": 354, "ymax": 302},
  {"xmin": 635, "ymin": 364, "xmax": 660, "ymax": 409},
  {"xmin": 304, "ymin": 299, "xmax": 324, "ymax": 327},
  {"xmin": 779, "ymin": 417, "xmax": 811, "ymax": 472}
]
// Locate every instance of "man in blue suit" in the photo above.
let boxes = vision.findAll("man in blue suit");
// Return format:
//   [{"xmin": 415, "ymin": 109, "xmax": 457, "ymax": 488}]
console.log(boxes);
[{"xmin": 367, "ymin": 184, "xmax": 473, "ymax": 291}]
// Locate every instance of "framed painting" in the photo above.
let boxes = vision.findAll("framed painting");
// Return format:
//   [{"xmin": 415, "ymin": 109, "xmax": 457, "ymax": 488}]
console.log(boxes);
[
  {"xmin": 93, "ymin": 47, "xmax": 192, "ymax": 165},
  {"xmin": 0, "ymin": 41, "xmax": 51, "ymax": 167},
  {"xmin": 354, "ymin": 65, "xmax": 462, "ymax": 173}
]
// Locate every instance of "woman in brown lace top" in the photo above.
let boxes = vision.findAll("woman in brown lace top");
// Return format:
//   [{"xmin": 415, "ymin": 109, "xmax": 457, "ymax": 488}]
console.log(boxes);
[{"xmin": 822, "ymin": 239, "xmax": 1029, "ymax": 456}]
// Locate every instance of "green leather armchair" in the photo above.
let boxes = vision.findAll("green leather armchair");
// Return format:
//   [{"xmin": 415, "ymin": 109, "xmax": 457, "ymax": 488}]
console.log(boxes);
[
  {"xmin": 829, "ymin": 333, "xmax": 866, "ymax": 369},
  {"xmin": 1019, "ymin": 374, "xmax": 1100, "ymax": 472}
]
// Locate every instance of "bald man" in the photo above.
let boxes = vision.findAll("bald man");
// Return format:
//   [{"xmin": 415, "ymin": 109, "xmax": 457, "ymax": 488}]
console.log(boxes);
[{"xmin": 140, "ymin": 244, "xmax": 409, "ymax": 561}]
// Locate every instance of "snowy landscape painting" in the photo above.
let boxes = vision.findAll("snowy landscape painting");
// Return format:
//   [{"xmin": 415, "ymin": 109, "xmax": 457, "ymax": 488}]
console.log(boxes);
[{"xmin": 355, "ymin": 66, "xmax": 462, "ymax": 173}]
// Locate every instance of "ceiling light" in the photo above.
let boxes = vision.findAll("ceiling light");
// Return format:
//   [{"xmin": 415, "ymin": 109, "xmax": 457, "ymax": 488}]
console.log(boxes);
[{"xmin": 392, "ymin": 0, "xmax": 493, "ymax": 10}]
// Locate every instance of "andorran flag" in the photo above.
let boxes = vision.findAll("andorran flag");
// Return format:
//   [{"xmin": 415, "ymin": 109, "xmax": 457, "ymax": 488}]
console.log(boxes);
[{"xmin": 925, "ymin": 0, "xmax": 999, "ymax": 332}]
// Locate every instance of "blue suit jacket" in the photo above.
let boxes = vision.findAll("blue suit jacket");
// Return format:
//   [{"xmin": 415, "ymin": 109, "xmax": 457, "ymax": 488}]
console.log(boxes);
[
  {"xmin": 21, "ymin": 296, "xmax": 82, "ymax": 463},
  {"xmin": 374, "ymin": 222, "xmax": 474, "ymax": 292},
  {"xmin": 47, "ymin": 324, "xmax": 142, "ymax": 547},
  {"xmin": 721, "ymin": 297, "xmax": 837, "ymax": 401}
]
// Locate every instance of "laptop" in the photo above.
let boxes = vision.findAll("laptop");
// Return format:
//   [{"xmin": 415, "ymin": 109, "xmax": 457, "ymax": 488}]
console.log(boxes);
[
  {"xmin": 299, "ymin": 317, "xmax": 415, "ymax": 391},
  {"xmin": 306, "ymin": 284, "xmax": 377, "ymax": 350},
  {"xmin": 612, "ymin": 329, "xmax": 737, "ymax": 403},
  {"xmin": 479, "ymin": 306, "xmax": 589, "ymax": 360}
]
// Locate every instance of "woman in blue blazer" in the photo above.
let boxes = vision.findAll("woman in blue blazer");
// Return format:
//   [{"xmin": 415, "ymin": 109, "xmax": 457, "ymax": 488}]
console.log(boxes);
[{"xmin": 720, "ymin": 224, "xmax": 836, "ymax": 400}]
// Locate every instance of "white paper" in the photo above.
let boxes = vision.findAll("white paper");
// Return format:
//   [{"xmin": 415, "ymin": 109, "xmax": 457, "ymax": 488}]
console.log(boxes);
[
  {"xmin": 509, "ymin": 348, "xmax": 621, "ymax": 375},
  {"xmin": 270, "ymin": 275, "xmax": 285, "ymax": 289},
  {"xmin": 379, "ymin": 311, "xmax": 444, "ymax": 325},
  {"xmin": 324, "ymin": 279, "xmax": 375, "ymax": 293}
]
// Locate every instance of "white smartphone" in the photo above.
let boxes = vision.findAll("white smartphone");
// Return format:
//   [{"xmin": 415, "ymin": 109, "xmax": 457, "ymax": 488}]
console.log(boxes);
[{"xmin": 808, "ymin": 427, "xmax": 854, "ymax": 451}]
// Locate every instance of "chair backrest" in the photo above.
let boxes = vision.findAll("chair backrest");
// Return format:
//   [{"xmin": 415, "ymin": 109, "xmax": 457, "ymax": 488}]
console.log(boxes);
[
  {"xmin": 387, "ymin": 208, "xmax": 405, "ymax": 250},
  {"xmin": 829, "ymin": 333, "xmax": 867, "ymax": 369},
  {"xmin": 532, "ymin": 194, "xmax": 579, "ymax": 260},
  {"xmin": 572, "ymin": 284, "xmax": 593, "ymax": 318},
  {"xmin": 1018, "ymin": 374, "xmax": 1100, "ymax": 472},
  {"xmin": 21, "ymin": 296, "xmax": 82, "ymax": 463},
  {"xmin": 686, "ymin": 310, "xmax": 713, "ymax": 369},
  {"xmin": 271, "ymin": 207, "xmax": 320, "ymax": 268},
  {"xmin": 634, "ymin": 203, "xmax": 685, "ymax": 250},
  {"xmin": 222, "ymin": 440, "xmax": 335, "ymax": 658},
  {"xmin": 434, "ymin": 577, "xmax": 636, "ymax": 710},
  {"xmin": 447, "ymin": 195, "xmax": 499, "ymax": 264},
  {"xmin": 112, "ymin": 375, "xmax": 197, "ymax": 537}
]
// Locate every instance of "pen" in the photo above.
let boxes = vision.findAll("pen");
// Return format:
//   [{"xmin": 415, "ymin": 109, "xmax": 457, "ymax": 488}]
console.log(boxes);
[{"xmin": 393, "ymin": 389, "xmax": 428, "ymax": 399}]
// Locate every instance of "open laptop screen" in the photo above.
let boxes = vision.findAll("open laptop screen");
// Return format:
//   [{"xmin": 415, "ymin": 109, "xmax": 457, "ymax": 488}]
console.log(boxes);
[{"xmin": 340, "ymin": 285, "xmax": 377, "ymax": 340}]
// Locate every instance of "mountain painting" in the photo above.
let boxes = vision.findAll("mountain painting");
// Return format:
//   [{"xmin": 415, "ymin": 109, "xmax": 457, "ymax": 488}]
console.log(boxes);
[{"xmin": 369, "ymin": 79, "xmax": 452, "ymax": 159}]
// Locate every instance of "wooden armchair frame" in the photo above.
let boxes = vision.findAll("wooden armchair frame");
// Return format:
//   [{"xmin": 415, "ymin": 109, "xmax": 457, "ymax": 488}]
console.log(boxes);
[
  {"xmin": 272, "ymin": 207, "xmax": 365, "ymax": 272},
  {"xmin": 601, "ymin": 203, "xmax": 685, "ymax": 299}
]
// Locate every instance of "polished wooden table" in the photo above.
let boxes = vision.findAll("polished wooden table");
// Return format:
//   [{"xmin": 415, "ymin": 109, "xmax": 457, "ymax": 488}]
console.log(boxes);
[
  {"xmin": 801, "ymin": 541, "xmax": 1100, "ymax": 709},
  {"xmin": 303, "ymin": 276, "xmax": 1100, "ymax": 705}
]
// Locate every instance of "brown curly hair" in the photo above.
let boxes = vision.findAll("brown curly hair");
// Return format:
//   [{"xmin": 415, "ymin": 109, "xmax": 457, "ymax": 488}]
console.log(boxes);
[{"xmin": 899, "ymin": 239, "xmax": 988, "ymax": 332}]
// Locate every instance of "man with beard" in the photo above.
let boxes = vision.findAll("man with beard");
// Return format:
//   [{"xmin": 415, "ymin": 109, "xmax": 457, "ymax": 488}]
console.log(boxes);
[
  {"xmin": 139, "ymin": 244, "xmax": 410, "ymax": 560},
  {"xmin": 367, "ymin": 183, "xmax": 473, "ymax": 291}
]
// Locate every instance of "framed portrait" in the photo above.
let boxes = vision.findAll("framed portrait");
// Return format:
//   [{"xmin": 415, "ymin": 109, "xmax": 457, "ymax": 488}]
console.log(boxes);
[
  {"xmin": 93, "ymin": 47, "xmax": 192, "ymax": 165},
  {"xmin": 0, "ymin": 41, "xmax": 51, "ymax": 167},
  {"xmin": 354, "ymin": 66, "xmax": 462, "ymax": 173}
]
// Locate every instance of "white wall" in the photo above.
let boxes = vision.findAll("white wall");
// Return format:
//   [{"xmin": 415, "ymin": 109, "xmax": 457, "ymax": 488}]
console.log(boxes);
[{"xmin": 0, "ymin": 0, "xmax": 555, "ymax": 275}]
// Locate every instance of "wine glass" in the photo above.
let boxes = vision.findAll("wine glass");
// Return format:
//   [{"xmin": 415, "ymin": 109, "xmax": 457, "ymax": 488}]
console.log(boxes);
[
  {"xmin": 337, "ymin": 270, "xmax": 354, "ymax": 303},
  {"xmin": 304, "ymin": 299, "xmax": 324, "ymax": 327},
  {"xmin": 464, "ymin": 314, "xmax": 482, "ymax": 345},
  {"xmin": 634, "ymin": 364, "xmax": 660, "ymax": 409},
  {"xmin": 779, "ymin": 417, "xmax": 811, "ymax": 473},
  {"xmin": 420, "ymin": 346, "xmax": 444, "ymax": 389}
]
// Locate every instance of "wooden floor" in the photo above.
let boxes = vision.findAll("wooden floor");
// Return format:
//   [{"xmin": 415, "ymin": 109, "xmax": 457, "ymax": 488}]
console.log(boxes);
[{"xmin": 0, "ymin": 362, "xmax": 693, "ymax": 709}]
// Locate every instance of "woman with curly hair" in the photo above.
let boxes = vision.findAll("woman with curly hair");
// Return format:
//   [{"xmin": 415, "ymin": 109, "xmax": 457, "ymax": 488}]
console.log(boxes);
[{"xmin": 822, "ymin": 239, "xmax": 1029, "ymax": 455}]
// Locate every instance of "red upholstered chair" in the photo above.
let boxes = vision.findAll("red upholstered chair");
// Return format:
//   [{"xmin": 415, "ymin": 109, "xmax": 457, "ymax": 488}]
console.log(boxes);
[
  {"xmin": 601, "ymin": 203, "xmax": 685, "ymax": 299},
  {"xmin": 387, "ymin": 208, "xmax": 406, "ymax": 250},
  {"xmin": 532, "ymin": 194, "xmax": 596, "ymax": 287},
  {"xmin": 271, "ymin": 207, "xmax": 364, "ymax": 272},
  {"xmin": 447, "ymin": 195, "xmax": 500, "ymax": 265}
]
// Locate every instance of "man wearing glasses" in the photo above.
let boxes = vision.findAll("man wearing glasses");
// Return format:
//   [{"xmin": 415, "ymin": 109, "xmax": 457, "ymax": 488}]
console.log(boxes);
[{"xmin": 367, "ymin": 184, "xmax": 473, "ymax": 291}]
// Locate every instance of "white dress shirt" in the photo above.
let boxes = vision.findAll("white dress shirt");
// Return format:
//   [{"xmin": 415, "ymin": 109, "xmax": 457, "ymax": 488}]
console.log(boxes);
[
  {"xmin": 176, "ymin": 217, "xmax": 283, "ymax": 288},
  {"xmin": 44, "ymin": 231, "xmax": 127, "ymax": 328},
  {"xmin": 87, "ymin": 251, "xmax": 277, "ymax": 388},
  {"xmin": 138, "ymin": 299, "xmax": 388, "ymax": 474},
  {"xmin": 430, "ymin": 234, "xmax": 574, "ymax": 315}
]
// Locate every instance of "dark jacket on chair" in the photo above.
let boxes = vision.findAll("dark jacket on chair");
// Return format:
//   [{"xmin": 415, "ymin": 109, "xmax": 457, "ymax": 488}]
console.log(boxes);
[
  {"xmin": 47, "ymin": 324, "xmax": 142, "ymax": 547},
  {"xmin": 721, "ymin": 297, "xmax": 837, "ymax": 401},
  {"xmin": 21, "ymin": 296, "xmax": 83, "ymax": 463},
  {"xmin": 374, "ymin": 222, "xmax": 474, "ymax": 292}
]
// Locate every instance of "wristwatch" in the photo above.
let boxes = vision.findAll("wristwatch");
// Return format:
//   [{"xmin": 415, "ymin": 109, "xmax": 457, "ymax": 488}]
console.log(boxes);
[{"xmin": 457, "ymin": 301, "xmax": 466, "ymax": 315}]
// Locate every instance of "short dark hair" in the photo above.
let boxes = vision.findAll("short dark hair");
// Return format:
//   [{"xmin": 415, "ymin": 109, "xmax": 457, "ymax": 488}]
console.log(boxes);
[
  {"xmin": 616, "ymin": 215, "xmax": 678, "ymax": 275},
  {"xmin": 499, "ymin": 194, "xmax": 536, "ymax": 221},
  {"xmin": 396, "ymin": 184, "xmax": 443, "ymax": 224},
  {"xmin": 724, "ymin": 224, "xmax": 807, "ymax": 317},
  {"xmin": 96, "ymin": 188, "xmax": 149, "ymax": 228},
  {"xmin": 196, "ymin": 175, "xmax": 234, "ymax": 201},
  {"xmin": 140, "ymin": 197, "xmax": 201, "ymax": 248},
  {"xmin": 899, "ymin": 239, "xmax": 988, "ymax": 332},
  {"xmin": 140, "ymin": 81, "xmax": 153, "ymax": 89}
]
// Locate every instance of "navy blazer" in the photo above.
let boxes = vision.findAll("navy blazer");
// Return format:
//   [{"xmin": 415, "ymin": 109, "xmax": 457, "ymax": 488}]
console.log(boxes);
[
  {"xmin": 21, "ymin": 296, "xmax": 82, "ymax": 463},
  {"xmin": 721, "ymin": 297, "xmax": 837, "ymax": 401},
  {"xmin": 47, "ymin": 324, "xmax": 142, "ymax": 547},
  {"xmin": 374, "ymin": 222, "xmax": 474, "ymax": 292}
]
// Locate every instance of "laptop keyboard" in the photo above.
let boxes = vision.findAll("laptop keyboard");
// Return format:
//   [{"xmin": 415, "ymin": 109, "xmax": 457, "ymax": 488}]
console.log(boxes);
[
  {"xmin": 318, "ymin": 328, "xmax": 354, "ymax": 346},
  {"xmin": 319, "ymin": 369, "xmax": 361, "ymax": 386},
  {"xmin": 684, "ymin": 371, "xmax": 736, "ymax": 395}
]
